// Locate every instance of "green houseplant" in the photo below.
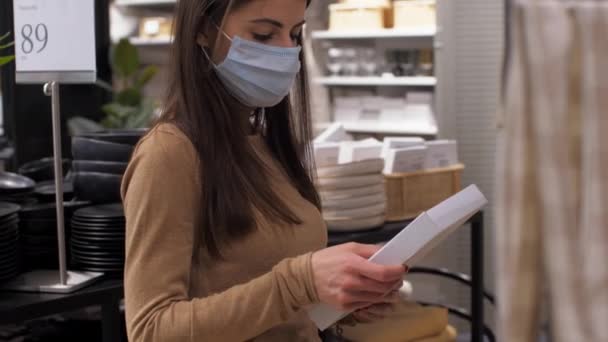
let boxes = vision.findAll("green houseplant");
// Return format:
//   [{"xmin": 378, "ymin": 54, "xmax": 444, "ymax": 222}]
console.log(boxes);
[
  {"xmin": 101, "ymin": 38, "xmax": 159, "ymax": 129},
  {"xmin": 68, "ymin": 38, "xmax": 159, "ymax": 134},
  {"xmin": 0, "ymin": 31, "xmax": 14, "ymax": 67}
]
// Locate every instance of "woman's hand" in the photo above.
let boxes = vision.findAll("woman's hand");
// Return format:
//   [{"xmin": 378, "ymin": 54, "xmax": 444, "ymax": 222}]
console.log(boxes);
[{"xmin": 311, "ymin": 243, "xmax": 406, "ymax": 311}]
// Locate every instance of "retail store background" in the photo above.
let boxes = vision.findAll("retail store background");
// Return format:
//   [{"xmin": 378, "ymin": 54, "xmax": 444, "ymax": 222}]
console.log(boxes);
[{"xmin": 0, "ymin": 0, "xmax": 505, "ymax": 338}]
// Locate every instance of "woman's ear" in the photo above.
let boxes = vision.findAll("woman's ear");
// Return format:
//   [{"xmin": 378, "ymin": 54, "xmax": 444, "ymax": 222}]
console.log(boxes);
[{"xmin": 197, "ymin": 32, "xmax": 208, "ymax": 49}]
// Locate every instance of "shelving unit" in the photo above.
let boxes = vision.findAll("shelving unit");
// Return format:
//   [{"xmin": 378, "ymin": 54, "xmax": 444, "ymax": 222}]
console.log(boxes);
[
  {"xmin": 311, "ymin": 28, "xmax": 436, "ymax": 40},
  {"xmin": 315, "ymin": 76, "xmax": 436, "ymax": 87},
  {"xmin": 311, "ymin": 24, "xmax": 438, "ymax": 136},
  {"xmin": 129, "ymin": 36, "xmax": 172, "ymax": 46}
]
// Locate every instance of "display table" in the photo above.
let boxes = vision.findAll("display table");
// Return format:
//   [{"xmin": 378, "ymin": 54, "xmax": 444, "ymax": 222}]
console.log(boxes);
[
  {"xmin": 327, "ymin": 211, "xmax": 486, "ymax": 342},
  {"xmin": 0, "ymin": 279, "xmax": 124, "ymax": 342}
]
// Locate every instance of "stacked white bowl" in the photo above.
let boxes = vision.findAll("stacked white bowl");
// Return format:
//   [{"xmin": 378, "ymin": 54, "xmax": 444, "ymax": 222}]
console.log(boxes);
[{"xmin": 316, "ymin": 158, "xmax": 387, "ymax": 232}]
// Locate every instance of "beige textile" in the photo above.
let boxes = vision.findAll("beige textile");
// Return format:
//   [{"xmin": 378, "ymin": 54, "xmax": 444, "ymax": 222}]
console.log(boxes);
[
  {"xmin": 339, "ymin": 301, "xmax": 451, "ymax": 342},
  {"xmin": 498, "ymin": 1, "xmax": 608, "ymax": 341}
]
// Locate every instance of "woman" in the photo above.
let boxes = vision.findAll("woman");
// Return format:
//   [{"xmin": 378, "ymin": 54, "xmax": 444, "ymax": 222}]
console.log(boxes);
[{"xmin": 121, "ymin": 0, "xmax": 407, "ymax": 341}]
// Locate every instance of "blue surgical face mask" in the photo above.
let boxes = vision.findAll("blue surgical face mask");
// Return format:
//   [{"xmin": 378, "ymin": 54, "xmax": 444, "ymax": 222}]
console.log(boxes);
[{"xmin": 202, "ymin": 29, "xmax": 302, "ymax": 108}]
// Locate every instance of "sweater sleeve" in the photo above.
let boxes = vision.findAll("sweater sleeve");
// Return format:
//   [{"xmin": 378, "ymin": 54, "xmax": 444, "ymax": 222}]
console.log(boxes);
[{"xmin": 121, "ymin": 127, "xmax": 320, "ymax": 342}]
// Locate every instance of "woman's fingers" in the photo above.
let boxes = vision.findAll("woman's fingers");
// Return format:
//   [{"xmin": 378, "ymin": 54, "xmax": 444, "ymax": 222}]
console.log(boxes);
[
  {"xmin": 355, "ymin": 259, "xmax": 406, "ymax": 283},
  {"xmin": 342, "ymin": 275, "xmax": 402, "ymax": 295}
]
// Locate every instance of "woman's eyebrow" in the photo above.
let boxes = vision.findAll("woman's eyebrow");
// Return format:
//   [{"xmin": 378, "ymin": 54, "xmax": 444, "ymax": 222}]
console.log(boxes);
[{"xmin": 249, "ymin": 18, "xmax": 306, "ymax": 29}]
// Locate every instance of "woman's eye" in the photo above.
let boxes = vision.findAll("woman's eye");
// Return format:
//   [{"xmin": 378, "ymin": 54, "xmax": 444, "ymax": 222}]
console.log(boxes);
[{"xmin": 252, "ymin": 33, "xmax": 273, "ymax": 42}]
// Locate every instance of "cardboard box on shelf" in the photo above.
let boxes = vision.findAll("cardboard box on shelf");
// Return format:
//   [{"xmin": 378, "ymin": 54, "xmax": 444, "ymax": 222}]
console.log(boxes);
[
  {"xmin": 381, "ymin": 137, "xmax": 425, "ymax": 158},
  {"xmin": 329, "ymin": 2, "xmax": 391, "ymax": 30},
  {"xmin": 338, "ymin": 139, "xmax": 383, "ymax": 164},
  {"xmin": 314, "ymin": 142, "xmax": 341, "ymax": 168},
  {"xmin": 314, "ymin": 123, "xmax": 352, "ymax": 144},
  {"xmin": 424, "ymin": 140, "xmax": 459, "ymax": 169},
  {"xmin": 383, "ymin": 145, "xmax": 427, "ymax": 174},
  {"xmin": 393, "ymin": 0, "xmax": 436, "ymax": 29}
]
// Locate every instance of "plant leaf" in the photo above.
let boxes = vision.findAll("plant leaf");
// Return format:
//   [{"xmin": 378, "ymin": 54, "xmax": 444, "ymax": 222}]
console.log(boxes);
[
  {"xmin": 0, "ymin": 41, "xmax": 14, "ymax": 50},
  {"xmin": 125, "ymin": 99, "xmax": 157, "ymax": 129},
  {"xmin": 135, "ymin": 65, "xmax": 158, "ymax": 89},
  {"xmin": 112, "ymin": 38, "xmax": 139, "ymax": 78},
  {"xmin": 102, "ymin": 103, "xmax": 136, "ymax": 119},
  {"xmin": 0, "ymin": 32, "xmax": 10, "ymax": 43},
  {"xmin": 0, "ymin": 55, "xmax": 14, "ymax": 66},
  {"xmin": 116, "ymin": 88, "xmax": 141, "ymax": 106}
]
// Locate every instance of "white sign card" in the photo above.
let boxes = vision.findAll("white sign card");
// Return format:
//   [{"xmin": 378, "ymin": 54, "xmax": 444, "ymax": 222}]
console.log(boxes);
[{"xmin": 13, "ymin": 0, "xmax": 97, "ymax": 84}]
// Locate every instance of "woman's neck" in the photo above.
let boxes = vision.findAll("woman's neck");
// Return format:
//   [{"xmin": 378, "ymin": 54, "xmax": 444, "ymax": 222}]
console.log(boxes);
[{"xmin": 227, "ymin": 99, "xmax": 259, "ymax": 135}]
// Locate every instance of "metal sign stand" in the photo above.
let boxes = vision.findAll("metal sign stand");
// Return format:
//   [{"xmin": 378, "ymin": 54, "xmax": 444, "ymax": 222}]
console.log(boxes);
[{"xmin": 2, "ymin": 82, "xmax": 102, "ymax": 293}]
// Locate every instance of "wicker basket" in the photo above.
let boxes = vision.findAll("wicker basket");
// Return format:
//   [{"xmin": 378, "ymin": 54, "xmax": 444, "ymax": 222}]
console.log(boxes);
[
  {"xmin": 329, "ymin": 2, "xmax": 391, "ymax": 31},
  {"xmin": 384, "ymin": 164, "xmax": 464, "ymax": 222}
]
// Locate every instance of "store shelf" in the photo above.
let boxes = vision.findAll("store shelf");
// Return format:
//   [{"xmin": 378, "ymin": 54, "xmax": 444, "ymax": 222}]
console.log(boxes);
[
  {"xmin": 129, "ymin": 36, "xmax": 172, "ymax": 46},
  {"xmin": 311, "ymin": 28, "xmax": 436, "ymax": 40},
  {"xmin": 315, "ymin": 76, "xmax": 436, "ymax": 87},
  {"xmin": 315, "ymin": 122, "xmax": 438, "ymax": 136},
  {"xmin": 115, "ymin": 0, "xmax": 176, "ymax": 7},
  {"xmin": 343, "ymin": 122, "xmax": 438, "ymax": 136}
]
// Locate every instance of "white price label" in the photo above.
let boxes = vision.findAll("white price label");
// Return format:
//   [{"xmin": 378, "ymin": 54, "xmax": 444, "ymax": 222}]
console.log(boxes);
[{"xmin": 13, "ymin": 0, "xmax": 96, "ymax": 84}]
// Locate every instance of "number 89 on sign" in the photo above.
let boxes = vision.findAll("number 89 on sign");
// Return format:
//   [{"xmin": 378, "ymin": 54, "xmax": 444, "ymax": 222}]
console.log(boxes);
[{"xmin": 20, "ymin": 23, "xmax": 48, "ymax": 54}]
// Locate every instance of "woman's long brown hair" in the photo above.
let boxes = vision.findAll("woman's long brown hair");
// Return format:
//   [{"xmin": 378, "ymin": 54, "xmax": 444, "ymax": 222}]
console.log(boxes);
[{"xmin": 160, "ymin": 0, "xmax": 319, "ymax": 258}]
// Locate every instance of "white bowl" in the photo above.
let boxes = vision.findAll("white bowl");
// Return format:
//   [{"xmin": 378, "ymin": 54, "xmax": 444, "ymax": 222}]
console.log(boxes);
[
  {"xmin": 316, "ymin": 158, "xmax": 384, "ymax": 178},
  {"xmin": 319, "ymin": 183, "xmax": 385, "ymax": 201},
  {"xmin": 316, "ymin": 174, "xmax": 384, "ymax": 190},
  {"xmin": 322, "ymin": 192, "xmax": 386, "ymax": 211}
]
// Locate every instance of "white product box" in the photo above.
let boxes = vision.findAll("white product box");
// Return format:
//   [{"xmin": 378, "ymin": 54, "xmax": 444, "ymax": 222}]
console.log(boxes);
[
  {"xmin": 424, "ymin": 140, "xmax": 459, "ymax": 169},
  {"xmin": 307, "ymin": 185, "xmax": 488, "ymax": 330},
  {"xmin": 383, "ymin": 146, "xmax": 427, "ymax": 174},
  {"xmin": 314, "ymin": 142, "xmax": 341, "ymax": 168},
  {"xmin": 338, "ymin": 139, "xmax": 383, "ymax": 164},
  {"xmin": 314, "ymin": 123, "xmax": 352, "ymax": 144},
  {"xmin": 381, "ymin": 137, "xmax": 425, "ymax": 158}
]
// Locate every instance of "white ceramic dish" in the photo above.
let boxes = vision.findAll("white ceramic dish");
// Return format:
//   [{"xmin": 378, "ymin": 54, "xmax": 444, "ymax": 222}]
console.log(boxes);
[
  {"xmin": 326, "ymin": 214, "xmax": 386, "ymax": 232},
  {"xmin": 321, "ymin": 192, "xmax": 386, "ymax": 211},
  {"xmin": 316, "ymin": 158, "xmax": 384, "ymax": 178},
  {"xmin": 319, "ymin": 183, "xmax": 385, "ymax": 201},
  {"xmin": 323, "ymin": 202, "xmax": 386, "ymax": 221},
  {"xmin": 316, "ymin": 174, "xmax": 384, "ymax": 190}
]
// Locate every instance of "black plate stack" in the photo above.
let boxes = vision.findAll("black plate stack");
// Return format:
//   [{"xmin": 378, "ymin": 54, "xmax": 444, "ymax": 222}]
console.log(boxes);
[
  {"xmin": 70, "ymin": 204, "xmax": 125, "ymax": 274},
  {"xmin": 0, "ymin": 202, "xmax": 21, "ymax": 282},
  {"xmin": 19, "ymin": 201, "xmax": 91, "ymax": 270},
  {"xmin": 71, "ymin": 130, "xmax": 144, "ymax": 204},
  {"xmin": 0, "ymin": 172, "xmax": 37, "ymax": 206}
]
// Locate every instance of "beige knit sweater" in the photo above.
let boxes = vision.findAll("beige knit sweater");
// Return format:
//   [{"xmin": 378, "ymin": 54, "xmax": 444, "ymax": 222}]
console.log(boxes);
[{"xmin": 121, "ymin": 124, "xmax": 328, "ymax": 342}]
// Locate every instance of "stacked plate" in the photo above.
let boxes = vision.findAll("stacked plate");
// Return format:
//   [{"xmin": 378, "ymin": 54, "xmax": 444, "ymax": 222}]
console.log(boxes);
[
  {"xmin": 70, "ymin": 203, "xmax": 125, "ymax": 274},
  {"xmin": 71, "ymin": 130, "xmax": 144, "ymax": 204},
  {"xmin": 0, "ymin": 172, "xmax": 37, "ymax": 206},
  {"xmin": 317, "ymin": 159, "xmax": 388, "ymax": 232},
  {"xmin": 0, "ymin": 202, "xmax": 21, "ymax": 282},
  {"xmin": 19, "ymin": 201, "xmax": 90, "ymax": 270}
]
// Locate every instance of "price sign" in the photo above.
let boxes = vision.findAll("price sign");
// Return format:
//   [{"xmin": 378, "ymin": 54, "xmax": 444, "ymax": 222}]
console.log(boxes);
[{"xmin": 13, "ymin": 0, "xmax": 96, "ymax": 84}]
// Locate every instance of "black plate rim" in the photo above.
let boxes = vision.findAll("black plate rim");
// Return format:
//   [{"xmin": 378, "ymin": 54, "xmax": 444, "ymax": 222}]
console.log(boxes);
[
  {"xmin": 70, "ymin": 238, "xmax": 124, "ymax": 250},
  {"xmin": 73, "ymin": 204, "xmax": 124, "ymax": 220},
  {"xmin": 0, "ymin": 202, "xmax": 22, "ymax": 219}
]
